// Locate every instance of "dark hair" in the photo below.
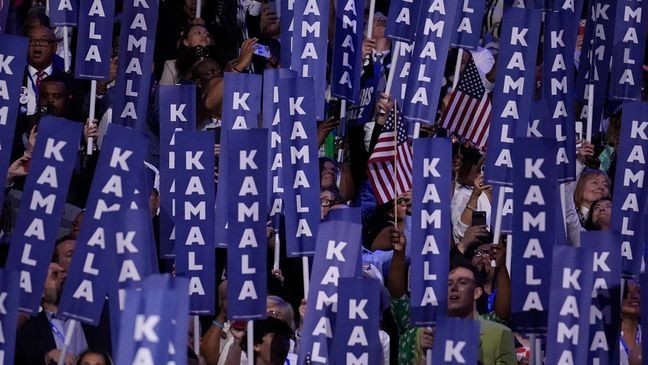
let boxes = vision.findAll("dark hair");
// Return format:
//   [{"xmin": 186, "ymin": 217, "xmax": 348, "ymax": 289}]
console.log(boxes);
[
  {"xmin": 75, "ymin": 349, "xmax": 113, "ymax": 365},
  {"xmin": 40, "ymin": 71, "xmax": 72, "ymax": 91},
  {"xmin": 241, "ymin": 317, "xmax": 293, "ymax": 352},
  {"xmin": 584, "ymin": 198, "xmax": 612, "ymax": 231},
  {"xmin": 320, "ymin": 187, "xmax": 343, "ymax": 204},
  {"xmin": 176, "ymin": 45, "xmax": 220, "ymax": 82},
  {"xmin": 450, "ymin": 260, "xmax": 485, "ymax": 289}
]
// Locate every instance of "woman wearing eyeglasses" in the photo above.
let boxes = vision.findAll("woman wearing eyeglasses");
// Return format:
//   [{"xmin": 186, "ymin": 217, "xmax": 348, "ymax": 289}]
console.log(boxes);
[{"xmin": 320, "ymin": 188, "xmax": 343, "ymax": 220}]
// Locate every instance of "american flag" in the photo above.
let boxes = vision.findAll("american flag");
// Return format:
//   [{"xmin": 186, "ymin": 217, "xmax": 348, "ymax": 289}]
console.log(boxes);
[
  {"xmin": 440, "ymin": 58, "xmax": 492, "ymax": 149},
  {"xmin": 367, "ymin": 105, "xmax": 413, "ymax": 205}
]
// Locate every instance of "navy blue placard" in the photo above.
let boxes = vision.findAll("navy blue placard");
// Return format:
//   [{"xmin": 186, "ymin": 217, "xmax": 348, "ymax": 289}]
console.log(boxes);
[
  {"xmin": 510, "ymin": 138, "xmax": 558, "ymax": 334},
  {"xmin": 280, "ymin": 0, "xmax": 295, "ymax": 68},
  {"xmin": 490, "ymin": 186, "xmax": 513, "ymax": 234},
  {"xmin": 112, "ymin": 0, "xmax": 159, "ymax": 130},
  {"xmin": 0, "ymin": 34, "xmax": 28, "ymax": 211},
  {"xmin": 0, "ymin": 269, "xmax": 19, "ymax": 365},
  {"xmin": 611, "ymin": 102, "xmax": 648, "ymax": 277},
  {"xmin": 584, "ymin": 231, "xmax": 621, "ymax": 365},
  {"xmin": 279, "ymin": 77, "xmax": 320, "ymax": 257},
  {"xmin": 431, "ymin": 316, "xmax": 480, "ymax": 364},
  {"xmin": 6, "ymin": 117, "xmax": 81, "ymax": 313},
  {"xmin": 450, "ymin": 0, "xmax": 485, "ymax": 50},
  {"xmin": 297, "ymin": 219, "xmax": 363, "ymax": 364},
  {"xmin": 542, "ymin": 10, "xmax": 577, "ymax": 183},
  {"xmin": 158, "ymin": 84, "xmax": 196, "ymax": 259},
  {"xmin": 104, "ymin": 209, "xmax": 158, "ymax": 348},
  {"xmin": 115, "ymin": 275, "xmax": 189, "ymax": 365},
  {"xmin": 226, "ymin": 129, "xmax": 268, "ymax": 320},
  {"xmin": 331, "ymin": 0, "xmax": 365, "ymax": 103},
  {"xmin": 74, "ymin": 0, "xmax": 115, "ymax": 80},
  {"xmin": 290, "ymin": 0, "xmax": 329, "ymax": 119},
  {"xmin": 403, "ymin": 0, "xmax": 461, "ymax": 125},
  {"xmin": 409, "ymin": 138, "xmax": 451, "ymax": 325},
  {"xmin": 610, "ymin": 0, "xmax": 648, "ymax": 100},
  {"xmin": 58, "ymin": 124, "xmax": 149, "ymax": 325},
  {"xmin": 546, "ymin": 245, "xmax": 594, "ymax": 365},
  {"xmin": 0, "ymin": 0, "xmax": 8, "ymax": 33},
  {"xmin": 174, "ymin": 131, "xmax": 216, "ymax": 314},
  {"xmin": 215, "ymin": 72, "xmax": 262, "ymax": 248},
  {"xmin": 484, "ymin": 7, "xmax": 542, "ymax": 186},
  {"xmin": 263, "ymin": 68, "xmax": 297, "ymax": 227},
  {"xmin": 386, "ymin": 0, "xmax": 423, "ymax": 42},
  {"xmin": 49, "ymin": 0, "xmax": 79, "ymax": 26},
  {"xmin": 332, "ymin": 278, "xmax": 382, "ymax": 365},
  {"xmin": 389, "ymin": 41, "xmax": 415, "ymax": 104}
]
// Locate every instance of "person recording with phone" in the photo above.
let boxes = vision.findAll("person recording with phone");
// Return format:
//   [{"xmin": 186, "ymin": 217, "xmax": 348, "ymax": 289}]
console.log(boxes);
[{"xmin": 451, "ymin": 150, "xmax": 493, "ymax": 245}]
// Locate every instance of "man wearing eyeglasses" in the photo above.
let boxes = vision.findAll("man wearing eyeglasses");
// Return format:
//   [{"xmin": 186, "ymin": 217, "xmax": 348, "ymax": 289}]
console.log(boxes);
[{"xmin": 22, "ymin": 25, "xmax": 63, "ymax": 117}]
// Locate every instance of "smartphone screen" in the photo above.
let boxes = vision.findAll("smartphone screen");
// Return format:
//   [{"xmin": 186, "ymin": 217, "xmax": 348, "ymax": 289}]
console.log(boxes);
[
  {"xmin": 253, "ymin": 44, "xmax": 271, "ymax": 58},
  {"xmin": 471, "ymin": 211, "xmax": 487, "ymax": 227}
]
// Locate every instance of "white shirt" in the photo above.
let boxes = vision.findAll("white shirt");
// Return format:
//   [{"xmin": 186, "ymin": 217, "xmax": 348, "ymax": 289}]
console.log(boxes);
[
  {"xmin": 25, "ymin": 64, "xmax": 53, "ymax": 116},
  {"xmin": 451, "ymin": 185, "xmax": 492, "ymax": 244}
]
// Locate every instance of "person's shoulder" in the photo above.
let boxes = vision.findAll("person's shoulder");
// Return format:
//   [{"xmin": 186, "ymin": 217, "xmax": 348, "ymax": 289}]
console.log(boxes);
[{"xmin": 479, "ymin": 316, "xmax": 512, "ymax": 335}]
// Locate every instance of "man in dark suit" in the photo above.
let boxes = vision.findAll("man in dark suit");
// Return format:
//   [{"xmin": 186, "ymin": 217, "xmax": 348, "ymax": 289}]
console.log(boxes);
[{"xmin": 14, "ymin": 262, "xmax": 111, "ymax": 365}]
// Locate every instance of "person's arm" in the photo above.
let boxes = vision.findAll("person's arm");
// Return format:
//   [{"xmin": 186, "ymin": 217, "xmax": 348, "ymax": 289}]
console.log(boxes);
[
  {"xmin": 492, "ymin": 244, "xmax": 511, "ymax": 322},
  {"xmin": 459, "ymin": 174, "xmax": 490, "ymax": 227},
  {"xmin": 200, "ymin": 311, "xmax": 228, "ymax": 365},
  {"xmin": 223, "ymin": 329, "xmax": 245, "ymax": 365},
  {"xmin": 372, "ymin": 219, "xmax": 405, "ymax": 251},
  {"xmin": 387, "ymin": 227, "xmax": 407, "ymax": 298},
  {"xmin": 338, "ymin": 161, "xmax": 354, "ymax": 202}
]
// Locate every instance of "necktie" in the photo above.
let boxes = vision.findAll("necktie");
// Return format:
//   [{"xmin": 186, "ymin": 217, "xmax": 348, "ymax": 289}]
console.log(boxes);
[{"xmin": 35, "ymin": 70, "xmax": 46, "ymax": 90}]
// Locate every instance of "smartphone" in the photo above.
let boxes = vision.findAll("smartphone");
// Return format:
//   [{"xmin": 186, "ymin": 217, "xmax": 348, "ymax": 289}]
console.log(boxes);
[
  {"xmin": 327, "ymin": 99, "xmax": 341, "ymax": 121},
  {"xmin": 471, "ymin": 210, "xmax": 487, "ymax": 227},
  {"xmin": 254, "ymin": 44, "xmax": 271, "ymax": 58}
]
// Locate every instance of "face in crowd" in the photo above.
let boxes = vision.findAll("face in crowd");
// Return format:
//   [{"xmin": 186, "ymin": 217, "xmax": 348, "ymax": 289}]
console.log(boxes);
[
  {"xmin": 27, "ymin": 25, "xmax": 57, "ymax": 70},
  {"xmin": 448, "ymin": 266, "xmax": 483, "ymax": 318}
]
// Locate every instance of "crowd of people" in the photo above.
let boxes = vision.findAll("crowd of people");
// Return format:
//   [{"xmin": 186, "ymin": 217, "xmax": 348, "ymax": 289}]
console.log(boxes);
[{"xmin": 1, "ymin": 0, "xmax": 647, "ymax": 364}]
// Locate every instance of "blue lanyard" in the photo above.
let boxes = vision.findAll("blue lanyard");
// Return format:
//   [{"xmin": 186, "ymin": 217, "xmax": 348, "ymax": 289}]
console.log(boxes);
[
  {"xmin": 620, "ymin": 326, "xmax": 641, "ymax": 355},
  {"xmin": 49, "ymin": 318, "xmax": 66, "ymax": 343}
]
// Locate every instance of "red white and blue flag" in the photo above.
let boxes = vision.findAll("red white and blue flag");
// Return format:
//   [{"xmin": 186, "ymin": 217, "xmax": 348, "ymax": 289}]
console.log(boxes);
[
  {"xmin": 440, "ymin": 58, "xmax": 492, "ymax": 149},
  {"xmin": 367, "ymin": 105, "xmax": 413, "ymax": 205}
]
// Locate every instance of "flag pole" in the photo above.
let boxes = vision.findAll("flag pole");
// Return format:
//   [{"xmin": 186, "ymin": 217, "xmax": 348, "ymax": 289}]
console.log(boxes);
[
  {"xmin": 58, "ymin": 319, "xmax": 77, "ymax": 365},
  {"xmin": 393, "ymin": 103, "xmax": 399, "ymax": 224},
  {"xmin": 586, "ymin": 83, "xmax": 594, "ymax": 141},
  {"xmin": 491, "ymin": 186, "xmax": 506, "ymax": 267},
  {"xmin": 196, "ymin": 0, "xmax": 202, "ymax": 18},
  {"xmin": 337, "ymin": 99, "xmax": 346, "ymax": 165},
  {"xmin": 452, "ymin": 49, "xmax": 464, "ymax": 91}
]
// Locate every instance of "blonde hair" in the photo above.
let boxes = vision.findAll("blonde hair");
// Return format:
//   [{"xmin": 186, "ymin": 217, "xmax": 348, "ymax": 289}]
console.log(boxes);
[
  {"xmin": 267, "ymin": 295, "xmax": 295, "ymax": 330},
  {"xmin": 574, "ymin": 170, "xmax": 611, "ymax": 223}
]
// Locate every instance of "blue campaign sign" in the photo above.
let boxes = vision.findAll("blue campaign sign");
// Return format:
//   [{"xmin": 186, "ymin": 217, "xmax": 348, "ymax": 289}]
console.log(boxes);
[
  {"xmin": 510, "ymin": 138, "xmax": 558, "ymax": 334},
  {"xmin": 279, "ymin": 77, "xmax": 320, "ymax": 257},
  {"xmin": 74, "ymin": 0, "xmax": 115, "ymax": 80},
  {"xmin": 104, "ymin": 209, "xmax": 158, "ymax": 348},
  {"xmin": 389, "ymin": 41, "xmax": 415, "ymax": 104},
  {"xmin": 403, "ymin": 0, "xmax": 461, "ymax": 125},
  {"xmin": 611, "ymin": 102, "xmax": 648, "ymax": 277},
  {"xmin": 332, "ymin": 278, "xmax": 382, "ymax": 365},
  {"xmin": 174, "ymin": 131, "xmax": 216, "ymax": 314},
  {"xmin": 49, "ymin": 0, "xmax": 78, "ymax": 26},
  {"xmin": 263, "ymin": 68, "xmax": 297, "ymax": 227},
  {"xmin": 584, "ymin": 231, "xmax": 621, "ymax": 365},
  {"xmin": 331, "ymin": 0, "xmax": 365, "ymax": 103},
  {"xmin": 58, "ymin": 124, "xmax": 149, "ymax": 325},
  {"xmin": 541, "ymin": 10, "xmax": 577, "ymax": 183},
  {"xmin": 432, "ymin": 317, "xmax": 480, "ymax": 364},
  {"xmin": 6, "ymin": 117, "xmax": 81, "ymax": 313},
  {"xmin": 112, "ymin": 0, "xmax": 159, "ymax": 130},
  {"xmin": 546, "ymin": 246, "xmax": 594, "ymax": 365},
  {"xmin": 280, "ymin": 0, "xmax": 295, "ymax": 68},
  {"xmin": 386, "ymin": 0, "xmax": 422, "ymax": 42},
  {"xmin": 450, "ymin": 0, "xmax": 485, "ymax": 50},
  {"xmin": 0, "ymin": 34, "xmax": 28, "ymax": 211},
  {"xmin": 215, "ymin": 72, "xmax": 262, "ymax": 248},
  {"xmin": 0, "ymin": 269, "xmax": 19, "ymax": 365},
  {"xmin": 158, "ymin": 84, "xmax": 196, "ymax": 259},
  {"xmin": 298, "ymin": 219, "xmax": 363, "ymax": 364},
  {"xmin": 610, "ymin": 0, "xmax": 648, "ymax": 100},
  {"xmin": 226, "ymin": 129, "xmax": 269, "ymax": 320},
  {"xmin": 484, "ymin": 7, "xmax": 541, "ymax": 186},
  {"xmin": 290, "ymin": 0, "xmax": 330, "ymax": 119},
  {"xmin": 115, "ymin": 275, "xmax": 189, "ymax": 365},
  {"xmin": 409, "ymin": 138, "xmax": 452, "ymax": 325}
]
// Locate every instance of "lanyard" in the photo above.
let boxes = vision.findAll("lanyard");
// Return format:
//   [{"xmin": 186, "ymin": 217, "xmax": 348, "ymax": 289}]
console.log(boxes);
[
  {"xmin": 49, "ymin": 318, "xmax": 66, "ymax": 344},
  {"xmin": 620, "ymin": 326, "xmax": 641, "ymax": 355}
]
